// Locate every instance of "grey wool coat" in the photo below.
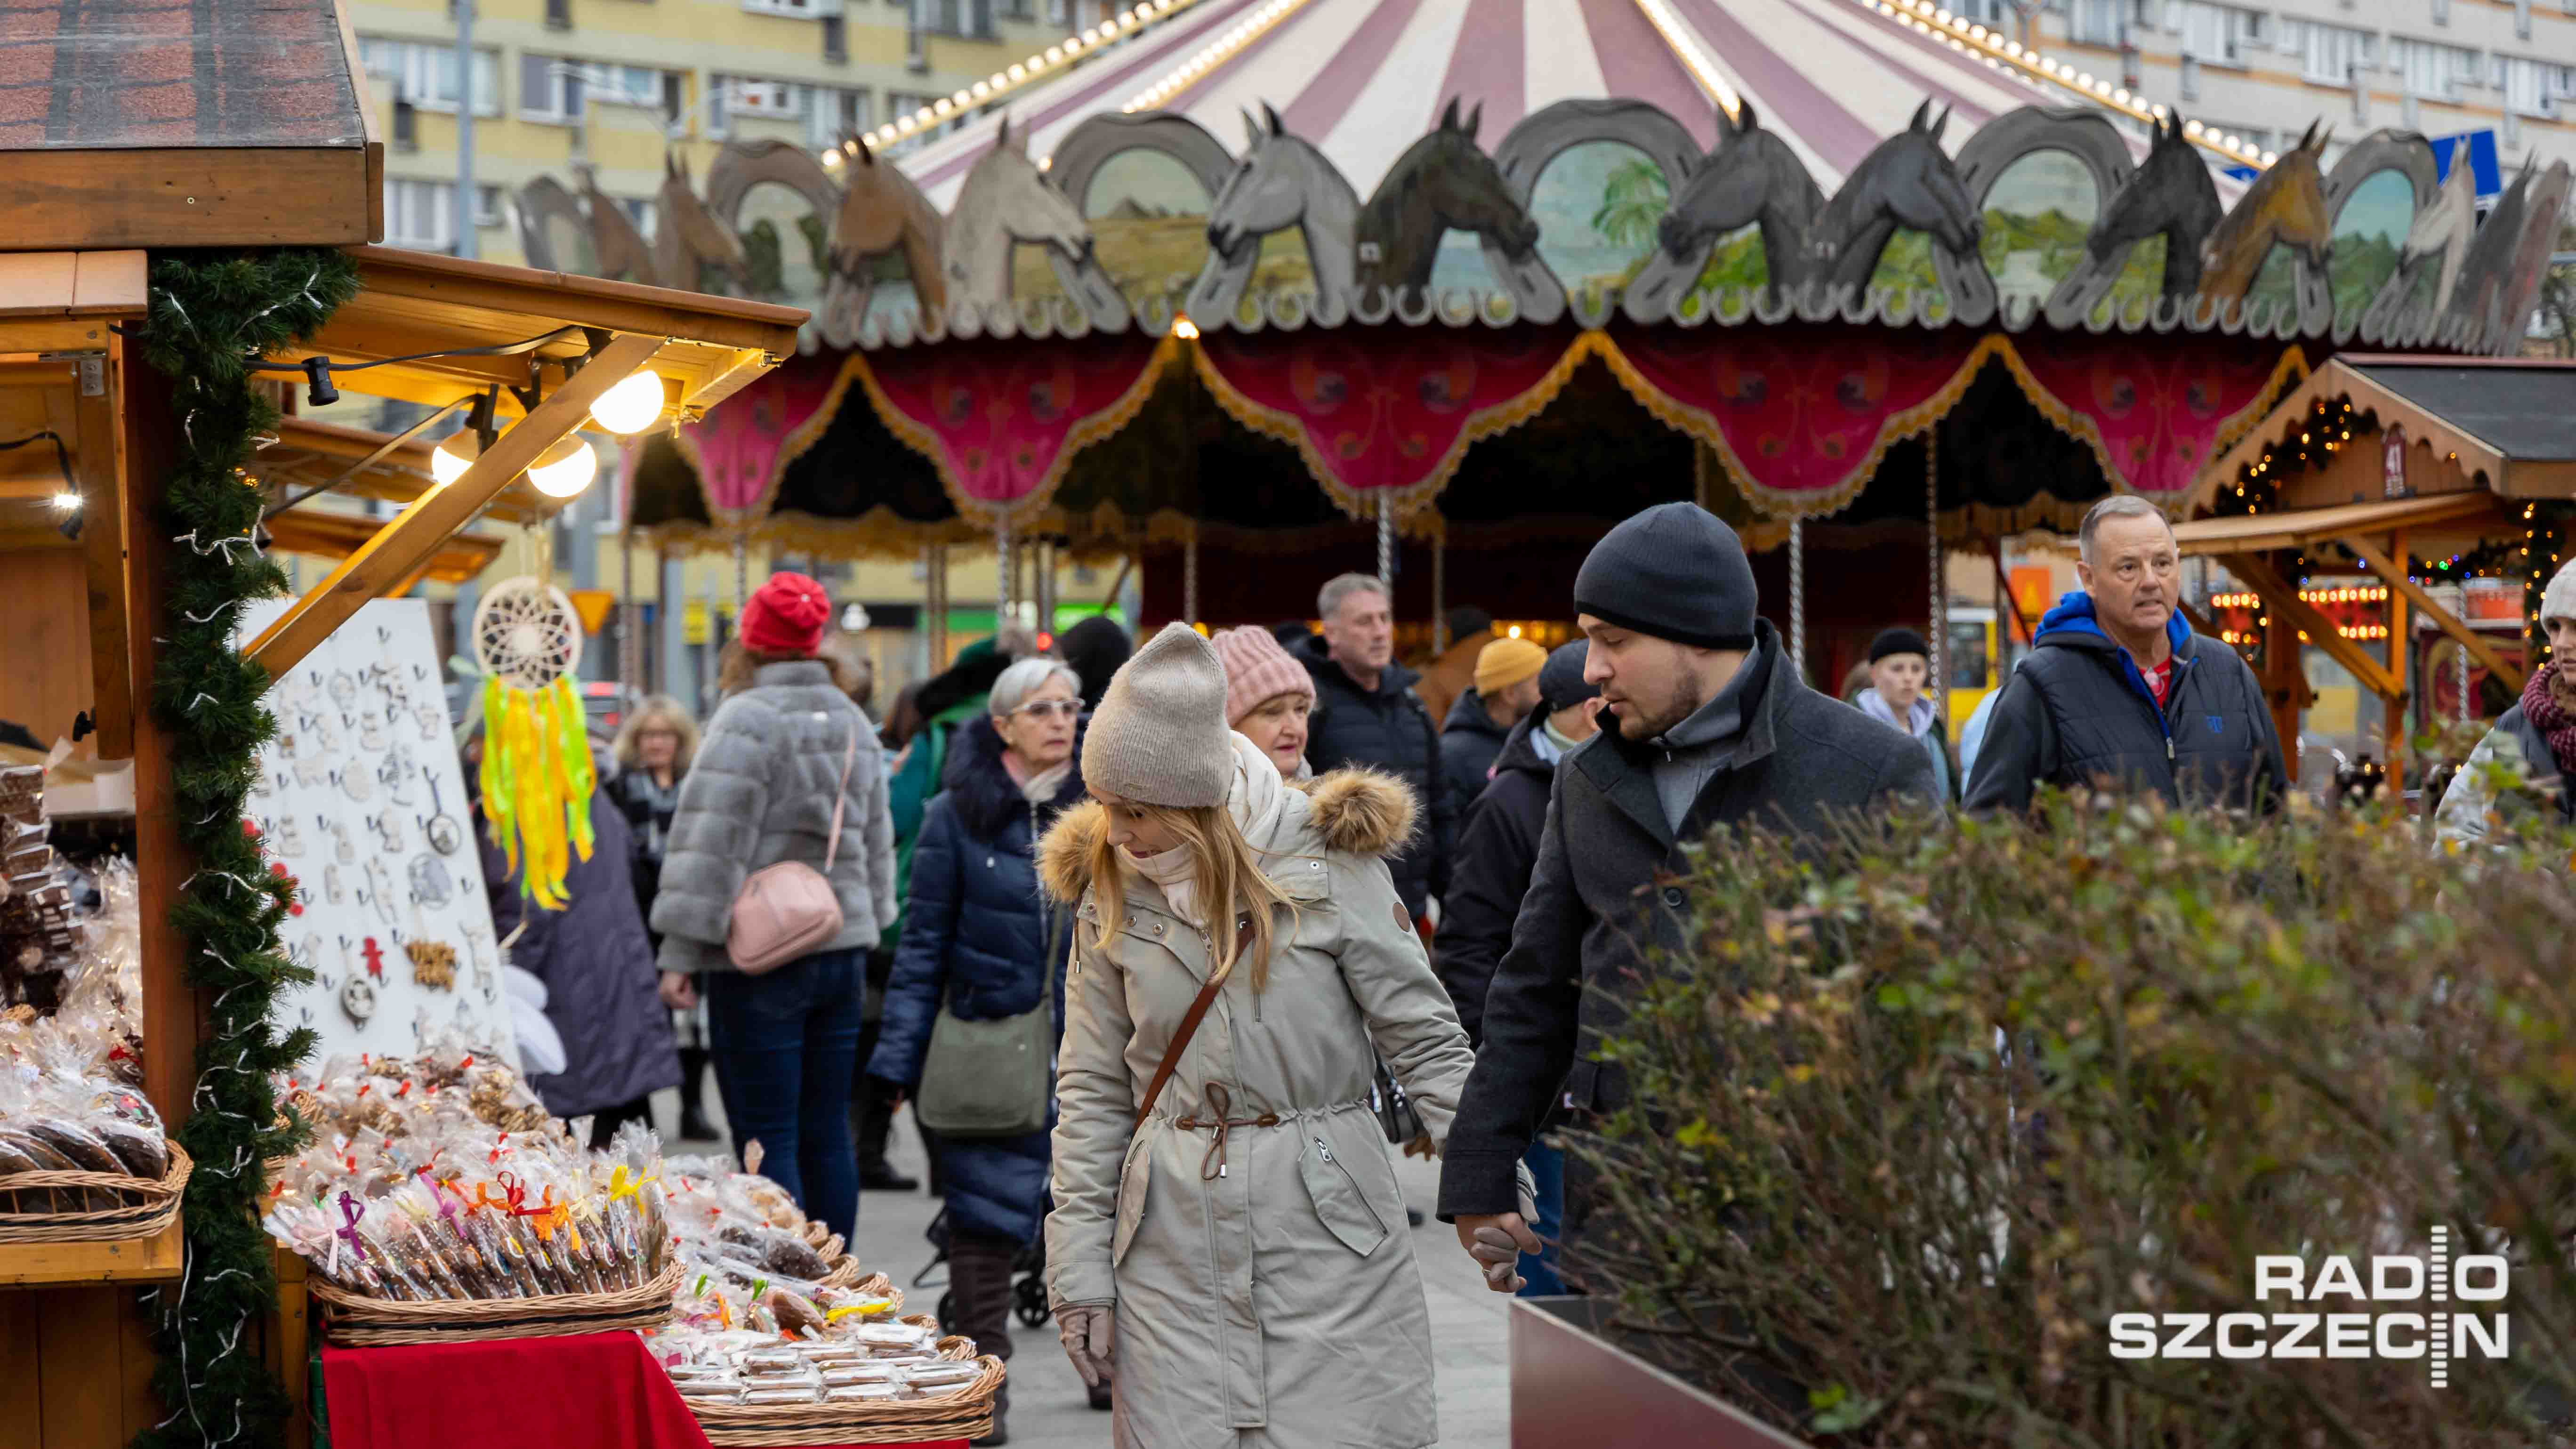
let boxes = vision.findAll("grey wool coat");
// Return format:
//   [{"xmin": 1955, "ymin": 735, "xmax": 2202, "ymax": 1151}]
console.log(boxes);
[
  {"xmin": 651, "ymin": 660, "xmax": 898, "ymax": 974},
  {"xmin": 1037, "ymin": 769, "xmax": 1475, "ymax": 1449}
]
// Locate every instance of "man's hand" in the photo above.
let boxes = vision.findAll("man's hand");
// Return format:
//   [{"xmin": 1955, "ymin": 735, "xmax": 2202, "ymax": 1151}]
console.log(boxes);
[
  {"xmin": 1454, "ymin": 1212, "xmax": 1541, "ymax": 1294},
  {"xmin": 658, "ymin": 970, "xmax": 697, "ymax": 1010}
]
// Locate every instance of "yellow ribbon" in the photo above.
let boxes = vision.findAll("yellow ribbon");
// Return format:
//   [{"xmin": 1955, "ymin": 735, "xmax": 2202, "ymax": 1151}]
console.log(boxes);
[
  {"xmin": 824, "ymin": 1300, "xmax": 893, "ymax": 1322},
  {"xmin": 606, "ymin": 1164, "xmax": 660, "ymax": 1206}
]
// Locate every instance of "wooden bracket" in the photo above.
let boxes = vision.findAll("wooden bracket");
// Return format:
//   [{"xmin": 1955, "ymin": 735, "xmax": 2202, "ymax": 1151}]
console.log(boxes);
[
  {"xmin": 2339, "ymin": 535, "xmax": 2527, "ymax": 695},
  {"xmin": 244, "ymin": 331, "xmax": 663, "ymax": 679},
  {"xmin": 2216, "ymin": 552, "xmax": 2404, "ymax": 705}
]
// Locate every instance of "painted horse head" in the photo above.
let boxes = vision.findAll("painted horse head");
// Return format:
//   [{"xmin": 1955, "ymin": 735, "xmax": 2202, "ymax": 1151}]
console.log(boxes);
[
  {"xmin": 1655, "ymin": 101, "xmax": 1822, "ymax": 259},
  {"xmin": 831, "ymin": 136, "xmax": 909, "ymax": 265},
  {"xmin": 2199, "ymin": 120, "xmax": 2334, "ymax": 297},
  {"xmin": 2087, "ymin": 110, "xmax": 2222, "ymax": 296},
  {"xmin": 660, "ymin": 152, "xmax": 751, "ymax": 286},
  {"xmin": 1388, "ymin": 99, "xmax": 1541, "ymax": 259},
  {"xmin": 1208, "ymin": 102, "xmax": 1343, "ymax": 261},
  {"xmin": 957, "ymin": 114, "xmax": 1091, "ymax": 261},
  {"xmin": 1874, "ymin": 100, "xmax": 1981, "ymax": 255}
]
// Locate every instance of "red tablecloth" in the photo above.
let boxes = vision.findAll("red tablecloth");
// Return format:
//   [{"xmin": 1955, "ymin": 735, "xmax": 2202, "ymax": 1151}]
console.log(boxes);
[{"xmin": 320, "ymin": 1331, "xmax": 967, "ymax": 1449}]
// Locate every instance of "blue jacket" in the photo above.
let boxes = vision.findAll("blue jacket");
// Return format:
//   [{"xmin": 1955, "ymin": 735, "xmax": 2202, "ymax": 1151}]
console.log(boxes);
[
  {"xmin": 866, "ymin": 714, "xmax": 1081, "ymax": 1245},
  {"xmin": 1961, "ymin": 591, "xmax": 2286, "ymax": 814}
]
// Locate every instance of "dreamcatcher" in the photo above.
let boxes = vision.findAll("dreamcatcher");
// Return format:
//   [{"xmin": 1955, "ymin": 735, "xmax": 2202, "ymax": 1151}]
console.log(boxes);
[{"xmin": 472, "ymin": 573, "xmax": 595, "ymax": 908}]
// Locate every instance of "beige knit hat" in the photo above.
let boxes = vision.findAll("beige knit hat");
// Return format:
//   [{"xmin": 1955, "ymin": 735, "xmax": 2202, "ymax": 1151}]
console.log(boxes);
[
  {"xmin": 2545, "ymin": 556, "xmax": 2576, "ymax": 625},
  {"xmin": 1083, "ymin": 622, "xmax": 1235, "ymax": 807}
]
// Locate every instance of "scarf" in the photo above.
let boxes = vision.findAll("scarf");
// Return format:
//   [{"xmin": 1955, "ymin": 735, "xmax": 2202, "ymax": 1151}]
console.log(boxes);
[
  {"xmin": 2522, "ymin": 660, "xmax": 2576, "ymax": 777},
  {"xmin": 1119, "ymin": 733, "xmax": 1284, "ymax": 929},
  {"xmin": 1856, "ymin": 686, "xmax": 1937, "ymax": 740}
]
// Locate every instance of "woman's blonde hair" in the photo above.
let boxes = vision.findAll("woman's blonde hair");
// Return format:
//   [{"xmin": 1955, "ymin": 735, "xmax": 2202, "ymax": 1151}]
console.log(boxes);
[
  {"xmin": 612, "ymin": 695, "xmax": 699, "ymax": 776},
  {"xmin": 1083, "ymin": 802, "xmax": 1298, "ymax": 994}
]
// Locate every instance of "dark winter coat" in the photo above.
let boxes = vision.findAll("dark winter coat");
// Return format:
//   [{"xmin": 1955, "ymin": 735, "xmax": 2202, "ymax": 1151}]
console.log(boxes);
[
  {"xmin": 1437, "ymin": 621, "xmax": 1940, "ymax": 1219},
  {"xmin": 2435, "ymin": 698, "xmax": 2576, "ymax": 846},
  {"xmin": 479, "ymin": 780, "xmax": 681, "ymax": 1120},
  {"xmin": 605, "ymin": 768, "xmax": 683, "ymax": 947},
  {"xmin": 866, "ymin": 715, "xmax": 1080, "ymax": 1246},
  {"xmin": 1960, "ymin": 592, "xmax": 2287, "ymax": 815},
  {"xmin": 1438, "ymin": 712, "xmax": 1556, "ymax": 1047},
  {"xmin": 1295, "ymin": 633, "xmax": 1455, "ymax": 915},
  {"xmin": 1438, "ymin": 687, "xmax": 1512, "ymax": 817}
]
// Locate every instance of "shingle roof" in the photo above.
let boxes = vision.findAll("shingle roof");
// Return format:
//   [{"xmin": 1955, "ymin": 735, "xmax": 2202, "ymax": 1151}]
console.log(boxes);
[{"xmin": 0, "ymin": 0, "xmax": 365, "ymax": 151}]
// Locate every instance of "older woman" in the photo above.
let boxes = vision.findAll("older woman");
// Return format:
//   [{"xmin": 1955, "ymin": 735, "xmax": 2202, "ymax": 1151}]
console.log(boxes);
[
  {"xmin": 610, "ymin": 696, "xmax": 714, "ymax": 1139},
  {"xmin": 1038, "ymin": 625, "xmax": 1475, "ymax": 1449},
  {"xmin": 1210, "ymin": 624, "xmax": 1315, "ymax": 778},
  {"xmin": 865, "ymin": 656, "xmax": 1088, "ymax": 1442},
  {"xmin": 654, "ymin": 573, "xmax": 895, "ymax": 1244}
]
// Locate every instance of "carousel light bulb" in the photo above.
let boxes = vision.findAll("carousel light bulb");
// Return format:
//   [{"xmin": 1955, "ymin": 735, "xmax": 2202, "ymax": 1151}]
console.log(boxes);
[
  {"xmin": 431, "ymin": 429, "xmax": 481, "ymax": 484},
  {"xmin": 588, "ymin": 371, "xmax": 667, "ymax": 435},
  {"xmin": 527, "ymin": 436, "xmax": 599, "ymax": 499}
]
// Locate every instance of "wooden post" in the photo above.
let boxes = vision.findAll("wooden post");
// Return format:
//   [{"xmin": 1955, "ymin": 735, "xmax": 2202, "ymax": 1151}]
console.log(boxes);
[
  {"xmin": 2384, "ymin": 530, "xmax": 2408, "ymax": 792},
  {"xmin": 75, "ymin": 347, "xmax": 134, "ymax": 760}
]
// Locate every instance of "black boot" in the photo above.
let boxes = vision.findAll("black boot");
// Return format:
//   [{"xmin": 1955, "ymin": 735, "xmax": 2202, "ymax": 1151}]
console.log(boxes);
[
  {"xmin": 1088, "ymin": 1378, "xmax": 1113, "ymax": 1411},
  {"xmin": 951, "ymin": 1235, "xmax": 1017, "ymax": 1447},
  {"xmin": 853, "ymin": 1080, "xmax": 914, "ymax": 1190},
  {"xmin": 974, "ymin": 1383, "xmax": 1010, "ymax": 1447},
  {"xmin": 676, "ymin": 1048, "xmax": 718, "ymax": 1142}
]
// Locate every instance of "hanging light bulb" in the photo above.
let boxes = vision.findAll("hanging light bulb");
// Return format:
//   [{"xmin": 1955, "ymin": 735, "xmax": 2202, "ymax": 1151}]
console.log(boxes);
[
  {"xmin": 431, "ymin": 429, "xmax": 482, "ymax": 484},
  {"xmin": 527, "ymin": 436, "xmax": 599, "ymax": 499},
  {"xmin": 588, "ymin": 370, "xmax": 667, "ymax": 435}
]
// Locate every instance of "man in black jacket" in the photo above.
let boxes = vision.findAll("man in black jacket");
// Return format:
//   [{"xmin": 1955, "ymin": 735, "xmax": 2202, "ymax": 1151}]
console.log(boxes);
[
  {"xmin": 1297, "ymin": 572, "xmax": 1456, "ymax": 918},
  {"xmin": 1440, "ymin": 503, "xmax": 1940, "ymax": 1292},
  {"xmin": 1437, "ymin": 635, "xmax": 1546, "ymax": 812},
  {"xmin": 1962, "ymin": 496, "xmax": 2287, "ymax": 814}
]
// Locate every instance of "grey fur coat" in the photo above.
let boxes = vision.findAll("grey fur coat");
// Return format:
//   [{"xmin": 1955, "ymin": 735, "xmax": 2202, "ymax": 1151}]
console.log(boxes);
[{"xmin": 651, "ymin": 660, "xmax": 898, "ymax": 974}]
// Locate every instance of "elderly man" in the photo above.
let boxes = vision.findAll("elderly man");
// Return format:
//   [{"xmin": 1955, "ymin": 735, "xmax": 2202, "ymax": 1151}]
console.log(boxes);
[
  {"xmin": 1439, "ymin": 503, "xmax": 1940, "ymax": 1292},
  {"xmin": 1295, "ymin": 572, "xmax": 1455, "ymax": 920},
  {"xmin": 1962, "ymin": 496, "xmax": 2286, "ymax": 814}
]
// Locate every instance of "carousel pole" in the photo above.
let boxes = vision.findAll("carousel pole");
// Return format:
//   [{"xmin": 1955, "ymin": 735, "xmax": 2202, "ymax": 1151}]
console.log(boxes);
[
  {"xmin": 1377, "ymin": 494, "xmax": 1394, "ymax": 594},
  {"xmin": 1183, "ymin": 520, "xmax": 1200, "ymax": 628},
  {"xmin": 1036, "ymin": 539, "xmax": 1055, "ymax": 637},
  {"xmin": 619, "ymin": 526, "xmax": 636, "ymax": 695},
  {"xmin": 2459, "ymin": 633, "xmax": 2472, "ymax": 724},
  {"xmin": 1432, "ymin": 532, "xmax": 1447, "ymax": 653},
  {"xmin": 927, "ymin": 542, "xmax": 950, "ymax": 666},
  {"xmin": 996, "ymin": 519, "xmax": 1015, "ymax": 635},
  {"xmin": 1788, "ymin": 517, "xmax": 1806, "ymax": 683},
  {"xmin": 1926, "ymin": 428, "xmax": 1947, "ymax": 724}
]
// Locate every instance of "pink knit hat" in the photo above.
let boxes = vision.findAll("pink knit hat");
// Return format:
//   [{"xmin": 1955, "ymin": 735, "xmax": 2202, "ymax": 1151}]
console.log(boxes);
[{"xmin": 1210, "ymin": 625, "xmax": 1314, "ymax": 726}]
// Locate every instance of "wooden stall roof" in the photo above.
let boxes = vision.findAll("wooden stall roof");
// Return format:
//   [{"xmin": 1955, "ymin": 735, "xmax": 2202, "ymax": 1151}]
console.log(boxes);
[
  {"xmin": 2200, "ymin": 356, "xmax": 2576, "ymax": 507},
  {"xmin": 264, "ymin": 507, "xmax": 501, "ymax": 587},
  {"xmin": 0, "ymin": 0, "xmax": 381, "ymax": 248},
  {"xmin": 0, "ymin": 250, "xmax": 144, "ymax": 351},
  {"xmin": 2171, "ymin": 492, "xmax": 2508, "ymax": 557},
  {"xmin": 285, "ymin": 247, "xmax": 806, "ymax": 421},
  {"xmin": 257, "ymin": 416, "xmax": 546, "ymax": 526}
]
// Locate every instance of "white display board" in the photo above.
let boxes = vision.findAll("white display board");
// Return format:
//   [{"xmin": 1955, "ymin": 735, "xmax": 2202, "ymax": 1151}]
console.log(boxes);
[{"xmin": 238, "ymin": 599, "xmax": 515, "ymax": 1066}]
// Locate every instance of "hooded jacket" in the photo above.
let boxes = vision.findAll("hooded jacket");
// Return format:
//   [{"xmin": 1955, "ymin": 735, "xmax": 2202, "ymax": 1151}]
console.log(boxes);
[
  {"xmin": 1437, "ymin": 620, "xmax": 1938, "ymax": 1221},
  {"xmin": 1436, "ymin": 711, "xmax": 1555, "ymax": 1046},
  {"xmin": 1037, "ymin": 756, "xmax": 1473, "ymax": 1449},
  {"xmin": 866, "ymin": 713, "xmax": 1083, "ymax": 1245},
  {"xmin": 1437, "ymin": 686, "xmax": 1512, "ymax": 813},
  {"xmin": 1295, "ymin": 633, "xmax": 1455, "ymax": 915},
  {"xmin": 2433, "ymin": 664, "xmax": 2576, "ymax": 848},
  {"xmin": 1960, "ymin": 592, "xmax": 2286, "ymax": 814}
]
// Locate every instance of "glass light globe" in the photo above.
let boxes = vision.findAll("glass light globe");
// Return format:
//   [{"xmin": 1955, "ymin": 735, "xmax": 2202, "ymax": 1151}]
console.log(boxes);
[
  {"xmin": 431, "ymin": 429, "xmax": 481, "ymax": 484},
  {"xmin": 527, "ymin": 436, "xmax": 598, "ymax": 499},
  {"xmin": 588, "ymin": 370, "xmax": 666, "ymax": 435}
]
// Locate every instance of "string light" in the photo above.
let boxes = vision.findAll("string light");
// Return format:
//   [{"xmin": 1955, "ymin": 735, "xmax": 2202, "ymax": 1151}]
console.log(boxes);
[
  {"xmin": 1121, "ymin": 0, "xmax": 1308, "ymax": 113},
  {"xmin": 853, "ymin": 0, "xmax": 1209, "ymax": 153}
]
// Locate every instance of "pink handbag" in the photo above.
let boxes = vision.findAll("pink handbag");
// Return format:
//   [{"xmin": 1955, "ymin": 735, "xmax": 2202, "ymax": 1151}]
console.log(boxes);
[{"xmin": 726, "ymin": 725, "xmax": 857, "ymax": 974}]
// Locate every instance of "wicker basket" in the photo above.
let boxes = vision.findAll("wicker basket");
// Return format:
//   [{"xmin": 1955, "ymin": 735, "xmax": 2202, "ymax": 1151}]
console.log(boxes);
[
  {"xmin": 311, "ymin": 1256, "xmax": 683, "ymax": 1346},
  {"xmin": 0, "ymin": 1140, "xmax": 190, "ymax": 1244},
  {"xmin": 689, "ymin": 1353, "xmax": 1005, "ymax": 1446}
]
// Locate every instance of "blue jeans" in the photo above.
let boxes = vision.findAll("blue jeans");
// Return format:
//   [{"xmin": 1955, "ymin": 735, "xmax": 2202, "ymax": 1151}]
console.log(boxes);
[
  {"xmin": 1516, "ymin": 1137, "xmax": 1567, "ymax": 1297},
  {"xmin": 705, "ymin": 947, "xmax": 865, "ymax": 1244}
]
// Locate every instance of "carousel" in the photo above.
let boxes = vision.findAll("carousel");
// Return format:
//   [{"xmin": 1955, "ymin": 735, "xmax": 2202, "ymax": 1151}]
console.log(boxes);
[{"xmin": 515, "ymin": 0, "xmax": 2572, "ymax": 691}]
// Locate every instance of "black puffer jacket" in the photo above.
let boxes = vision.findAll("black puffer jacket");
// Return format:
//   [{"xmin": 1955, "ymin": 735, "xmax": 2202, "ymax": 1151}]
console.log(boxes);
[
  {"xmin": 1438, "ymin": 687, "xmax": 1510, "ymax": 816},
  {"xmin": 1437, "ymin": 711, "xmax": 1555, "ymax": 1046},
  {"xmin": 1296, "ymin": 633, "xmax": 1454, "ymax": 915},
  {"xmin": 1961, "ymin": 591, "xmax": 2287, "ymax": 814}
]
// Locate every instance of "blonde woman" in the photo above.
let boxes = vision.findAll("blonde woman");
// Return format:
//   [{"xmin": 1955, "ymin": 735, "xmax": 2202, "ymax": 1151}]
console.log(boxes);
[
  {"xmin": 610, "ymin": 695, "xmax": 710, "ymax": 1135},
  {"xmin": 1037, "ymin": 624, "xmax": 1474, "ymax": 1449}
]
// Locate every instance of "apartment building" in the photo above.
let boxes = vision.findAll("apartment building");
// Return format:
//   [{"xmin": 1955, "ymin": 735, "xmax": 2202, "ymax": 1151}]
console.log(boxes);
[
  {"xmin": 1966, "ymin": 0, "xmax": 2576, "ymax": 177},
  {"xmin": 350, "ymin": 0, "xmax": 1123, "ymax": 259}
]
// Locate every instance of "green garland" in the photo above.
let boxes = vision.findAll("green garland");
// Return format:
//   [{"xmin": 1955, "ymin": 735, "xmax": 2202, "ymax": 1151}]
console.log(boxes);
[{"xmin": 131, "ymin": 250, "xmax": 357, "ymax": 1449}]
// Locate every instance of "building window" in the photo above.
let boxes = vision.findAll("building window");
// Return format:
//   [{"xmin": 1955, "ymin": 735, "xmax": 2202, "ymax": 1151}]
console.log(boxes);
[
  {"xmin": 998, "ymin": 0, "xmax": 1031, "ymax": 16},
  {"xmin": 1045, "ymin": 0, "xmax": 1069, "ymax": 20},
  {"xmin": 520, "ymin": 53, "xmax": 588, "ymax": 122},
  {"xmin": 2391, "ymin": 37, "xmax": 2479, "ymax": 97},
  {"xmin": 807, "ymin": 86, "xmax": 869, "ymax": 145},
  {"xmin": 1949, "ymin": 0, "xmax": 2007, "ymax": 21},
  {"xmin": 822, "ymin": 13, "xmax": 848, "ymax": 60},
  {"xmin": 476, "ymin": 184, "xmax": 502, "ymax": 227},
  {"xmin": 2496, "ymin": 55, "xmax": 2573, "ymax": 115},
  {"xmin": 2069, "ymin": 0, "xmax": 2125, "ymax": 45},
  {"xmin": 2177, "ymin": 2, "xmax": 2265, "ymax": 63},
  {"xmin": 546, "ymin": 0, "xmax": 572, "ymax": 26},
  {"xmin": 620, "ymin": 197, "xmax": 658, "ymax": 234},
  {"xmin": 2278, "ymin": 20, "xmax": 2375, "ymax": 85},
  {"xmin": 385, "ymin": 179, "xmax": 455, "ymax": 250},
  {"xmin": 744, "ymin": 0, "xmax": 827, "ymax": 12},
  {"xmin": 595, "ymin": 64, "xmax": 675, "ymax": 111},
  {"xmin": 359, "ymin": 37, "xmax": 500, "ymax": 115},
  {"xmin": 916, "ymin": 0, "xmax": 996, "ymax": 39}
]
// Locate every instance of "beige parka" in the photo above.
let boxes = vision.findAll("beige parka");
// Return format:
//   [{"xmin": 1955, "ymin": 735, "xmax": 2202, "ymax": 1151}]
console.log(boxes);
[{"xmin": 1037, "ymin": 766, "xmax": 1475, "ymax": 1449}]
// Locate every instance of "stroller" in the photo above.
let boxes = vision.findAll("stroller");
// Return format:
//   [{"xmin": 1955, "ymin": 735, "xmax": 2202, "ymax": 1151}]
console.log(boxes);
[{"xmin": 918, "ymin": 1207, "xmax": 1051, "ymax": 1332}]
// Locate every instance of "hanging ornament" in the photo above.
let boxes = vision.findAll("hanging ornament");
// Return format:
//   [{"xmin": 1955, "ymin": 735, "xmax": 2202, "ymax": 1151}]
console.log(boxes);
[
  {"xmin": 408, "ymin": 851, "xmax": 454, "ymax": 909},
  {"xmin": 339, "ymin": 971, "xmax": 378, "ymax": 1026},
  {"xmin": 472, "ymin": 561, "xmax": 594, "ymax": 908}
]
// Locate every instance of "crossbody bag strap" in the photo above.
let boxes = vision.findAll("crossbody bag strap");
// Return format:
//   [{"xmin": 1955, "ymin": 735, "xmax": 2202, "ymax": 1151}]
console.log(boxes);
[
  {"xmin": 1132, "ymin": 914, "xmax": 1253, "ymax": 1127},
  {"xmin": 821, "ymin": 724, "xmax": 858, "ymax": 873}
]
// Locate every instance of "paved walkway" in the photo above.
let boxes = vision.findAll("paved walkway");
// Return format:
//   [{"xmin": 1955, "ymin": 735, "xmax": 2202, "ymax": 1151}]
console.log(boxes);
[{"xmin": 654, "ymin": 1091, "xmax": 1509, "ymax": 1448}]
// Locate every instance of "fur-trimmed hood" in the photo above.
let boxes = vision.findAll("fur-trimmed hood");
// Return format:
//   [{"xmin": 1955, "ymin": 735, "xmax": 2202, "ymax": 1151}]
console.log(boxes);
[{"xmin": 1037, "ymin": 766, "xmax": 1417, "ymax": 904}]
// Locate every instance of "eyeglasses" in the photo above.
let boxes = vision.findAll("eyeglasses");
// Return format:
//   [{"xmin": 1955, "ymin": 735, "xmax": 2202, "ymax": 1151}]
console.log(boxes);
[{"xmin": 1012, "ymin": 699, "xmax": 1080, "ymax": 721}]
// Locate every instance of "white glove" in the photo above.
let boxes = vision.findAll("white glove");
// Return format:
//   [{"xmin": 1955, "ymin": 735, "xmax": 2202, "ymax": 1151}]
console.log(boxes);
[{"xmin": 1058, "ymin": 1303, "xmax": 1116, "ymax": 1388}]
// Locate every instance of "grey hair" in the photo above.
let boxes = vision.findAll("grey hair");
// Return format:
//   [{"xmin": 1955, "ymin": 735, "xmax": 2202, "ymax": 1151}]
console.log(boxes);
[
  {"xmin": 2078, "ymin": 495, "xmax": 2173, "ymax": 565},
  {"xmin": 989, "ymin": 656, "xmax": 1081, "ymax": 718},
  {"xmin": 1316, "ymin": 572, "xmax": 1389, "ymax": 621}
]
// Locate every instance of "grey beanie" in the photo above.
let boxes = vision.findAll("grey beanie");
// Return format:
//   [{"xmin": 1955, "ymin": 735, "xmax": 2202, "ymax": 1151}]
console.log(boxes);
[
  {"xmin": 2546, "ymin": 556, "xmax": 2576, "ymax": 625},
  {"xmin": 1572, "ymin": 502, "xmax": 1758, "ymax": 650},
  {"xmin": 1083, "ymin": 622, "xmax": 1235, "ymax": 807},
  {"xmin": 1537, "ymin": 640, "xmax": 1598, "ymax": 713}
]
